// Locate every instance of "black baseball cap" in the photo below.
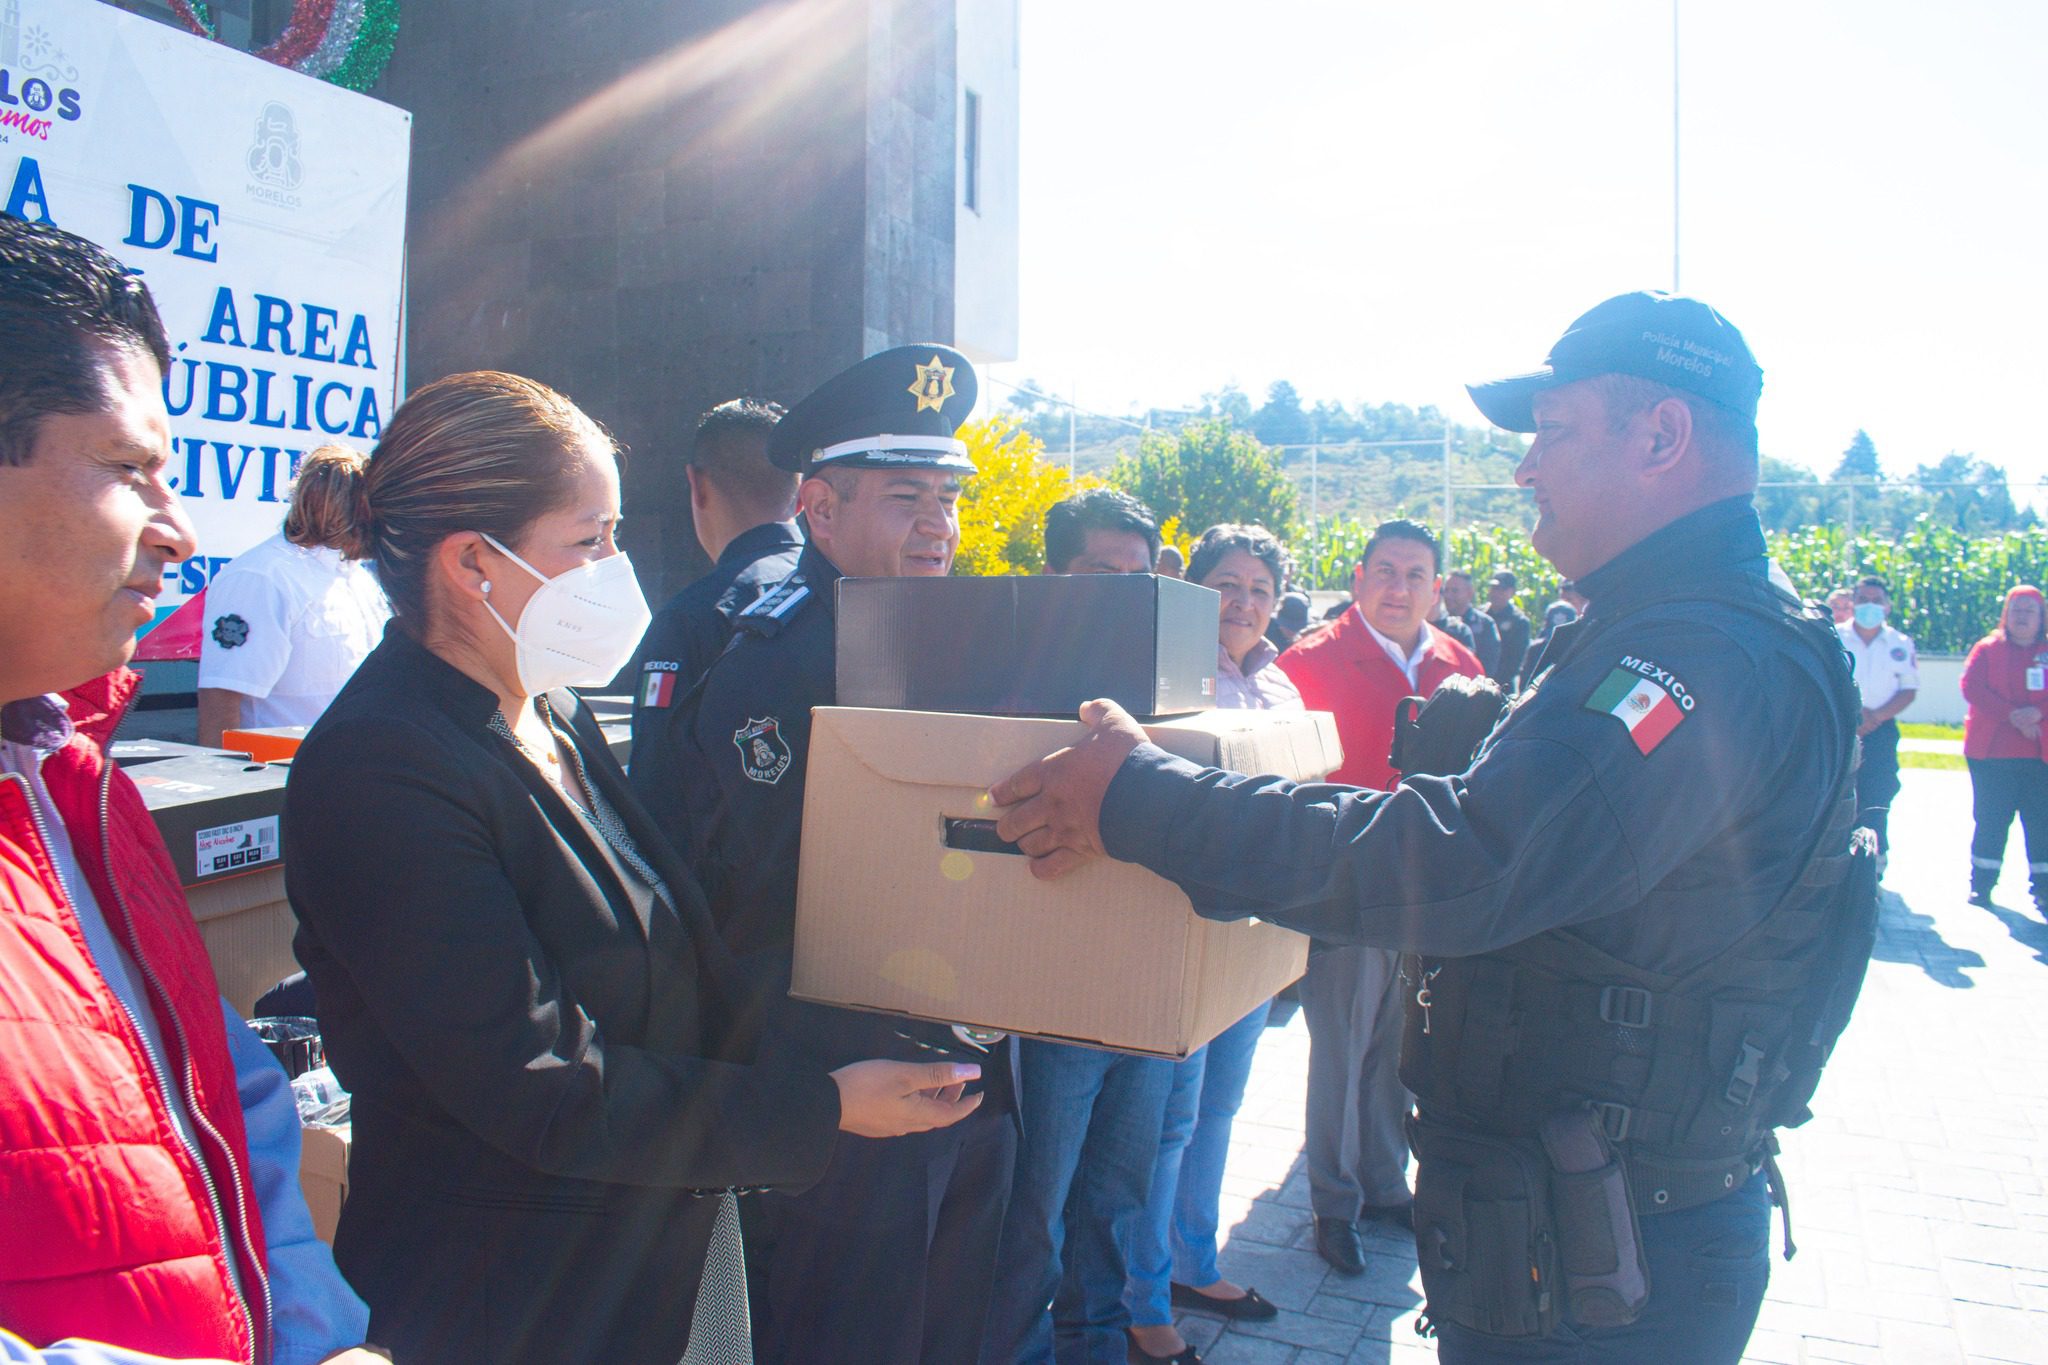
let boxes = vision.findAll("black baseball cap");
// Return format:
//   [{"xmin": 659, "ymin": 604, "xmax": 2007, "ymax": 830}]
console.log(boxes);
[
  {"xmin": 767, "ymin": 343, "xmax": 979, "ymax": 474},
  {"xmin": 1466, "ymin": 291, "xmax": 1763, "ymax": 434}
]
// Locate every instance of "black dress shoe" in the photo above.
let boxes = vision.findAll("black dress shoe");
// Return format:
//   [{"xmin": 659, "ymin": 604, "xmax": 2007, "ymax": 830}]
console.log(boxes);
[
  {"xmin": 1125, "ymin": 1329, "xmax": 1202, "ymax": 1364},
  {"xmin": 1169, "ymin": 1281, "xmax": 1280, "ymax": 1320},
  {"xmin": 1359, "ymin": 1199, "xmax": 1414, "ymax": 1233},
  {"xmin": 1314, "ymin": 1216, "xmax": 1366, "ymax": 1275}
]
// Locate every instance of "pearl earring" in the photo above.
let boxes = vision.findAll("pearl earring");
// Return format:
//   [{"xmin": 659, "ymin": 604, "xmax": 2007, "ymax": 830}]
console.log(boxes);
[{"xmin": 480, "ymin": 580, "xmax": 492, "ymax": 594}]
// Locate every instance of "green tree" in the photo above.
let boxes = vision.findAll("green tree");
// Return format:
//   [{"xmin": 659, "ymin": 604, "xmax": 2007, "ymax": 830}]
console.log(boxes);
[
  {"xmin": 1252, "ymin": 381, "xmax": 1310, "ymax": 449},
  {"xmin": 1199, "ymin": 385, "xmax": 1254, "ymax": 427},
  {"xmin": 1001, "ymin": 378, "xmax": 1050, "ymax": 416},
  {"xmin": 1912, "ymin": 453, "xmax": 2031, "ymax": 533},
  {"xmin": 1109, "ymin": 419, "xmax": 1303, "ymax": 545},
  {"xmin": 1755, "ymin": 455, "xmax": 1830, "ymax": 533},
  {"xmin": 1833, "ymin": 429, "xmax": 1881, "ymax": 481}
]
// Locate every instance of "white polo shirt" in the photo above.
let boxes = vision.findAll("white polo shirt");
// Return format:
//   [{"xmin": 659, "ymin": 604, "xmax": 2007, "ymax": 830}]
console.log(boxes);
[
  {"xmin": 1838, "ymin": 621, "xmax": 1920, "ymax": 712},
  {"xmin": 1356, "ymin": 607, "xmax": 1434, "ymax": 689},
  {"xmin": 197, "ymin": 534, "xmax": 390, "ymax": 729}
]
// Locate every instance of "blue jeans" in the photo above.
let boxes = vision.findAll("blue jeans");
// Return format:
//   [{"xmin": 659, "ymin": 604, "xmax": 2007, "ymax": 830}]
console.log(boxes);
[
  {"xmin": 1125, "ymin": 1000, "xmax": 1272, "ymax": 1326},
  {"xmin": 982, "ymin": 1040, "xmax": 1174, "ymax": 1365},
  {"xmin": 1432, "ymin": 1173, "xmax": 1772, "ymax": 1364}
]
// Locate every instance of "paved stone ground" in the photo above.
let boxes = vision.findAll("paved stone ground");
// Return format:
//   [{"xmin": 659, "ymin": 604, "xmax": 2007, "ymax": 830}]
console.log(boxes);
[{"xmin": 1175, "ymin": 767, "xmax": 2048, "ymax": 1363}]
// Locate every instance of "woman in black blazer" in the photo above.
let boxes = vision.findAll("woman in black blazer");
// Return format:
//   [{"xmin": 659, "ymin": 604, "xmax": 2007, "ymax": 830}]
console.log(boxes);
[{"xmin": 283, "ymin": 372, "xmax": 982, "ymax": 1365}]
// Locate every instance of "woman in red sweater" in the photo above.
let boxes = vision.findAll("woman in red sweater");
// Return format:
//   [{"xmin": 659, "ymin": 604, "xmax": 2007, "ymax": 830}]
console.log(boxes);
[{"xmin": 1961, "ymin": 584, "xmax": 2048, "ymax": 910}]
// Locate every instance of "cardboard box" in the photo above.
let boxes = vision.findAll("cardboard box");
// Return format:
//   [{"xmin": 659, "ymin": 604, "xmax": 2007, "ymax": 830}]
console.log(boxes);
[
  {"xmin": 298, "ymin": 1123, "xmax": 351, "ymax": 1245},
  {"xmin": 792, "ymin": 706, "xmax": 1340, "ymax": 1057},
  {"xmin": 131, "ymin": 754, "xmax": 298, "ymax": 1011},
  {"xmin": 219, "ymin": 726, "xmax": 308, "ymax": 764},
  {"xmin": 131, "ymin": 754, "xmax": 289, "ymax": 888},
  {"xmin": 109, "ymin": 738, "xmax": 245, "ymax": 769},
  {"xmin": 836, "ymin": 575, "xmax": 1221, "ymax": 718},
  {"xmin": 187, "ymin": 863, "xmax": 299, "ymax": 1015}
]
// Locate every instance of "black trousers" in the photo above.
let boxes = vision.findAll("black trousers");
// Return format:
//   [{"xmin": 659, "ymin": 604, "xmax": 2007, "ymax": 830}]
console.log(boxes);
[
  {"xmin": 1857, "ymin": 719, "xmax": 1902, "ymax": 855},
  {"xmin": 1967, "ymin": 756, "xmax": 2048, "ymax": 895},
  {"xmin": 750, "ymin": 1101, "xmax": 1017, "ymax": 1365}
]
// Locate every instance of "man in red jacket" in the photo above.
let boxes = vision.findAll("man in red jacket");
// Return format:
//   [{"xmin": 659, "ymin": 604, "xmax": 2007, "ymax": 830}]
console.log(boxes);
[
  {"xmin": 1275, "ymin": 519, "xmax": 1483, "ymax": 1274},
  {"xmin": 0, "ymin": 216, "xmax": 376, "ymax": 1364}
]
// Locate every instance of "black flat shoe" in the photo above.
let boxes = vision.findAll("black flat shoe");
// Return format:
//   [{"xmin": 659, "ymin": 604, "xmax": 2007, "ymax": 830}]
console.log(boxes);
[
  {"xmin": 1169, "ymin": 1281, "xmax": 1280, "ymax": 1320},
  {"xmin": 1314, "ymin": 1215, "xmax": 1366, "ymax": 1275},
  {"xmin": 1125, "ymin": 1329, "xmax": 1202, "ymax": 1364}
]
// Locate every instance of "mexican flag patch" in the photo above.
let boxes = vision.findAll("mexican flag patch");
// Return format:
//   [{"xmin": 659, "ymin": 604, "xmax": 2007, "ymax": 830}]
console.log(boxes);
[
  {"xmin": 640, "ymin": 660, "xmax": 681, "ymax": 708},
  {"xmin": 1585, "ymin": 664, "xmax": 1688, "ymax": 754}
]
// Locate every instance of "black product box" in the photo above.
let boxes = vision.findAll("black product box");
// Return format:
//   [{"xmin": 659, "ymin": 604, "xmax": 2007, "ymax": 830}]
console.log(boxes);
[
  {"xmin": 110, "ymin": 738, "xmax": 245, "ymax": 769},
  {"xmin": 129, "ymin": 754, "xmax": 290, "ymax": 888},
  {"xmin": 836, "ymin": 574, "xmax": 1220, "ymax": 718}
]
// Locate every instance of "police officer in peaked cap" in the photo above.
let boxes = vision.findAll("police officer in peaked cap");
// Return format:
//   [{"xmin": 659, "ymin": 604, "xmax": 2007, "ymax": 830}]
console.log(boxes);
[
  {"xmin": 630, "ymin": 344, "xmax": 1021, "ymax": 1365},
  {"xmin": 986, "ymin": 293, "xmax": 1877, "ymax": 1363}
]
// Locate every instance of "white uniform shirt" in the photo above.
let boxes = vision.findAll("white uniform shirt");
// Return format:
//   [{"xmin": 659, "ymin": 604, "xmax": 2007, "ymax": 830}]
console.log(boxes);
[
  {"xmin": 197, "ymin": 535, "xmax": 389, "ymax": 729},
  {"xmin": 1838, "ymin": 621, "xmax": 1920, "ymax": 712}
]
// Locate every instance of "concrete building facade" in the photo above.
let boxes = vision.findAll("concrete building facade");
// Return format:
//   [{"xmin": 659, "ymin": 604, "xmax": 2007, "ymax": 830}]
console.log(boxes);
[{"xmin": 371, "ymin": 0, "xmax": 1018, "ymax": 598}]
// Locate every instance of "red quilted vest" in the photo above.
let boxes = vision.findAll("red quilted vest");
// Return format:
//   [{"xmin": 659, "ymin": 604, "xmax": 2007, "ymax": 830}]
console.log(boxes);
[
  {"xmin": 0, "ymin": 671, "xmax": 271, "ymax": 1362},
  {"xmin": 1278, "ymin": 609, "xmax": 1486, "ymax": 790}
]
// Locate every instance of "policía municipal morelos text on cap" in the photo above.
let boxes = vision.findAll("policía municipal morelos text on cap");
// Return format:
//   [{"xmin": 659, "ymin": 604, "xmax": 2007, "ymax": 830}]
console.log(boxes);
[
  {"xmin": 767, "ymin": 343, "xmax": 979, "ymax": 474},
  {"xmin": 1465, "ymin": 291, "xmax": 1763, "ymax": 434}
]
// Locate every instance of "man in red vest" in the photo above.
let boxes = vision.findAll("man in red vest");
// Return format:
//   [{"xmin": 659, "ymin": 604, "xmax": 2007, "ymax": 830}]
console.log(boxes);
[
  {"xmin": 0, "ymin": 216, "xmax": 377, "ymax": 1364},
  {"xmin": 1275, "ymin": 519, "xmax": 1483, "ymax": 1274}
]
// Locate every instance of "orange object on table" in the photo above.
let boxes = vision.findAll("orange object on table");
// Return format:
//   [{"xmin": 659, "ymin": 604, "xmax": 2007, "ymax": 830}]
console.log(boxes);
[{"xmin": 219, "ymin": 727, "xmax": 308, "ymax": 764}]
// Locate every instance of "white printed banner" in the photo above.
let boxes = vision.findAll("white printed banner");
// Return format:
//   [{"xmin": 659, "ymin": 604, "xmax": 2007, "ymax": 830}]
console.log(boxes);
[{"xmin": 2, "ymin": 1, "xmax": 410, "ymax": 629}]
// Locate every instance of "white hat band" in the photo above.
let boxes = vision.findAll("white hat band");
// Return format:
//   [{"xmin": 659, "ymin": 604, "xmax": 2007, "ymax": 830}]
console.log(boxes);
[{"xmin": 811, "ymin": 433, "xmax": 970, "ymax": 466}]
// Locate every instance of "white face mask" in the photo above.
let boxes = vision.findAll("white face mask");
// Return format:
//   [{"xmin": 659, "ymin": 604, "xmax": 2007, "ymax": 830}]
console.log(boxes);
[{"xmin": 479, "ymin": 532, "xmax": 652, "ymax": 695}]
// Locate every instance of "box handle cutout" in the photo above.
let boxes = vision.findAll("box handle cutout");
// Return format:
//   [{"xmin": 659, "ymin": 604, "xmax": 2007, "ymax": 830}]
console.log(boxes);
[{"xmin": 943, "ymin": 817, "xmax": 1023, "ymax": 856}]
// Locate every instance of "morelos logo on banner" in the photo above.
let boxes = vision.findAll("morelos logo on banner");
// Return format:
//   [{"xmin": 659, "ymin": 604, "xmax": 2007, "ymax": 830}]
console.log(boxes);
[{"xmin": 3, "ymin": 1, "xmax": 410, "ymax": 634}]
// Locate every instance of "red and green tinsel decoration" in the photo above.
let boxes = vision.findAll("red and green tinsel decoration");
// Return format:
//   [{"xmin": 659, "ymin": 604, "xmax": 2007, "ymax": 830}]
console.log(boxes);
[{"xmin": 168, "ymin": 0, "xmax": 400, "ymax": 94}]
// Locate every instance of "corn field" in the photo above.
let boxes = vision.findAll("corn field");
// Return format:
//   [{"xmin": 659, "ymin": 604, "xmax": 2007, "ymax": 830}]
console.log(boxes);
[
  {"xmin": 1297, "ymin": 516, "xmax": 2048, "ymax": 656},
  {"xmin": 1769, "ymin": 520, "xmax": 2048, "ymax": 654}
]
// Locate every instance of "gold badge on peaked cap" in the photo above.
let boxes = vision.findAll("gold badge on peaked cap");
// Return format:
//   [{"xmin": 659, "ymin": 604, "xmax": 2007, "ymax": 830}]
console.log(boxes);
[{"xmin": 910, "ymin": 354, "xmax": 956, "ymax": 413}]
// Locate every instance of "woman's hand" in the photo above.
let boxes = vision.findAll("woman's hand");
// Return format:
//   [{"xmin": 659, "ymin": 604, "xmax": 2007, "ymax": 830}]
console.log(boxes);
[
  {"xmin": 830, "ymin": 1060, "xmax": 985, "ymax": 1138},
  {"xmin": 2011, "ymin": 706, "xmax": 2041, "ymax": 738}
]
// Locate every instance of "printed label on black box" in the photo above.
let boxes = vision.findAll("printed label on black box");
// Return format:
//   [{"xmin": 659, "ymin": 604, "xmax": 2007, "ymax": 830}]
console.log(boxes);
[{"xmin": 195, "ymin": 815, "xmax": 279, "ymax": 878}]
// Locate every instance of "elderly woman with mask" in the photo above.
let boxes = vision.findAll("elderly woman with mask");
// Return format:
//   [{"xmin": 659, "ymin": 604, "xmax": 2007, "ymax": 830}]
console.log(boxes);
[{"xmin": 1962, "ymin": 584, "xmax": 2048, "ymax": 912}]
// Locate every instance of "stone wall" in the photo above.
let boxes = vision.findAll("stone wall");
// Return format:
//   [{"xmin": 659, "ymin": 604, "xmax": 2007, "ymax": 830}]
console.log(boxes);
[{"xmin": 377, "ymin": 0, "xmax": 958, "ymax": 600}]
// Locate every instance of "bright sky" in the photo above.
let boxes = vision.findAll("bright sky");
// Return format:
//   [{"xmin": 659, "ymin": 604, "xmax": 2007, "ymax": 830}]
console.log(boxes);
[{"xmin": 988, "ymin": 0, "xmax": 2048, "ymax": 489}]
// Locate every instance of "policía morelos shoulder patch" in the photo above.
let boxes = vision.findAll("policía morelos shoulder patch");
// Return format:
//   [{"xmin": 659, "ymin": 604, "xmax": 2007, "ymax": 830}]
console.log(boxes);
[
  {"xmin": 734, "ymin": 716, "xmax": 792, "ymax": 784},
  {"xmin": 1584, "ymin": 655, "xmax": 1694, "ymax": 755}
]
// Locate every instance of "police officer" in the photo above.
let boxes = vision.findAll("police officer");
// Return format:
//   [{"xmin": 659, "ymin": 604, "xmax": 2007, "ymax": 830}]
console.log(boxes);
[
  {"xmin": 629, "ymin": 397, "xmax": 798, "ymax": 841},
  {"xmin": 989, "ymin": 293, "xmax": 1872, "ymax": 1363},
  {"xmin": 632, "ymin": 345, "xmax": 1019, "ymax": 1365}
]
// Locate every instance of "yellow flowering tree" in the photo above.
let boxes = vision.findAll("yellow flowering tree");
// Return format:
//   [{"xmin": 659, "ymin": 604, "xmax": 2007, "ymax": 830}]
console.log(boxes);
[{"xmin": 953, "ymin": 415, "xmax": 1098, "ymax": 576}]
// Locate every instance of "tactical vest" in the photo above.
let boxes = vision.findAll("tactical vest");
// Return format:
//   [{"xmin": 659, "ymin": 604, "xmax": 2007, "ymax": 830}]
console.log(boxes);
[{"xmin": 1397, "ymin": 579, "xmax": 1878, "ymax": 1213}]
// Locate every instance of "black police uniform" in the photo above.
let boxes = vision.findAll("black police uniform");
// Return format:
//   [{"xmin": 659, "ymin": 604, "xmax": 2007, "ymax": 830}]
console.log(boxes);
[
  {"xmin": 634, "ymin": 346, "xmax": 1020, "ymax": 1365},
  {"xmin": 1458, "ymin": 606, "xmax": 1504, "ymax": 679},
  {"xmin": 1486, "ymin": 600, "xmax": 1532, "ymax": 691},
  {"xmin": 628, "ymin": 518, "xmax": 801, "ymax": 841},
  {"xmin": 1097, "ymin": 495, "xmax": 1864, "ymax": 1360}
]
